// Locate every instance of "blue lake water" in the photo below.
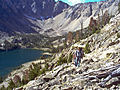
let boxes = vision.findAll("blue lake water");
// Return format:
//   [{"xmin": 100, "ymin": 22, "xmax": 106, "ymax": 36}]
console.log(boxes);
[{"xmin": 0, "ymin": 49, "xmax": 43, "ymax": 77}]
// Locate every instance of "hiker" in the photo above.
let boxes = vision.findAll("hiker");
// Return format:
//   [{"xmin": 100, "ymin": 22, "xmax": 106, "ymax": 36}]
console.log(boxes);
[
  {"xmin": 73, "ymin": 46, "xmax": 84, "ymax": 67},
  {"xmin": 76, "ymin": 47, "xmax": 84, "ymax": 67}
]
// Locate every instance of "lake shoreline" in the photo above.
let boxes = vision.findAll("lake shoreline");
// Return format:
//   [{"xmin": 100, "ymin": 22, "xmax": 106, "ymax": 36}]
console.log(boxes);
[
  {"xmin": 0, "ymin": 48, "xmax": 45, "ymax": 77},
  {"xmin": 0, "ymin": 47, "xmax": 52, "ymax": 55}
]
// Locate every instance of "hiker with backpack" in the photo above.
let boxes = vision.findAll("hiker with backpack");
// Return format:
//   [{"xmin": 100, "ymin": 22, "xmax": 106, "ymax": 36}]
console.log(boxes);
[{"xmin": 73, "ymin": 46, "xmax": 84, "ymax": 67}]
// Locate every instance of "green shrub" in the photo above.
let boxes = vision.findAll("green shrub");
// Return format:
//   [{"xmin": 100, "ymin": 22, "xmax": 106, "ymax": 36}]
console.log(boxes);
[
  {"xmin": 92, "ymin": 28, "xmax": 96, "ymax": 34},
  {"xmin": 29, "ymin": 70, "xmax": 37, "ymax": 81},
  {"xmin": 57, "ymin": 56, "xmax": 67, "ymax": 65},
  {"xmin": 57, "ymin": 56, "xmax": 62, "ymax": 65},
  {"xmin": 21, "ymin": 71, "xmax": 29, "ymax": 85},
  {"xmin": 7, "ymin": 80, "xmax": 15, "ymax": 90},
  {"xmin": 68, "ymin": 53, "xmax": 73, "ymax": 63},
  {"xmin": 0, "ymin": 76, "xmax": 3, "ymax": 83},
  {"xmin": 117, "ymin": 33, "xmax": 120, "ymax": 38},
  {"xmin": 0, "ymin": 85, "xmax": 5, "ymax": 90},
  {"xmin": 39, "ymin": 68, "xmax": 46, "ymax": 75},
  {"xmin": 119, "ymin": 3, "xmax": 120, "ymax": 13},
  {"xmin": 29, "ymin": 62, "xmax": 49, "ymax": 80},
  {"xmin": 95, "ymin": 30, "xmax": 100, "ymax": 34},
  {"xmin": 21, "ymin": 77, "xmax": 28, "ymax": 85},
  {"xmin": 64, "ymin": 42, "xmax": 67, "ymax": 48},
  {"xmin": 29, "ymin": 63, "xmax": 41, "ymax": 80},
  {"xmin": 84, "ymin": 43, "xmax": 91, "ymax": 54},
  {"xmin": 45, "ymin": 63, "xmax": 49, "ymax": 71}
]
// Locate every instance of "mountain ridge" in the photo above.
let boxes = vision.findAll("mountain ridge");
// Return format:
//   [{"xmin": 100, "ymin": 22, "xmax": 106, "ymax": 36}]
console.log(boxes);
[
  {"xmin": 29, "ymin": 0, "xmax": 120, "ymax": 36},
  {"xmin": 0, "ymin": 0, "xmax": 69, "ymax": 35},
  {"xmin": 0, "ymin": 0, "xmax": 119, "ymax": 36}
]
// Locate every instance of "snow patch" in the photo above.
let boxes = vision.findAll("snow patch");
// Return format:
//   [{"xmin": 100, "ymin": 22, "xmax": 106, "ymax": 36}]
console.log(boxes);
[
  {"xmin": 31, "ymin": 0, "xmax": 37, "ymax": 13},
  {"xmin": 24, "ymin": 14, "xmax": 37, "ymax": 21},
  {"xmin": 42, "ymin": 1, "xmax": 46, "ymax": 9}
]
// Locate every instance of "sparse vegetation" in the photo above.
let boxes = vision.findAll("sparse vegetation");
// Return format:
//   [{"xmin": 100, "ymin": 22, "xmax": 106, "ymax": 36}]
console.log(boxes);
[
  {"xmin": 75, "ymin": 31, "xmax": 80, "ymax": 42},
  {"xmin": 117, "ymin": 33, "xmax": 120, "ymax": 38},
  {"xmin": 0, "ymin": 85, "xmax": 6, "ymax": 90},
  {"xmin": 29, "ymin": 63, "xmax": 42, "ymax": 80},
  {"xmin": 118, "ymin": 3, "xmax": 120, "ymax": 13},
  {"xmin": 57, "ymin": 55, "xmax": 67, "ymax": 65},
  {"xmin": 84, "ymin": 42, "xmax": 91, "ymax": 54},
  {"xmin": 39, "ymin": 68, "xmax": 46, "ymax": 75},
  {"xmin": 21, "ymin": 76, "xmax": 28, "ymax": 85},
  {"xmin": 67, "ymin": 31, "xmax": 73, "ymax": 44},
  {"xmin": 64, "ymin": 42, "xmax": 67, "ymax": 49},
  {"xmin": 68, "ymin": 53, "xmax": 73, "ymax": 63},
  {"xmin": 29, "ymin": 62, "xmax": 50, "ymax": 81},
  {"xmin": 57, "ymin": 53, "xmax": 73, "ymax": 66},
  {"xmin": 0, "ymin": 76, "xmax": 3, "ymax": 83},
  {"xmin": 4, "ymin": 62, "xmax": 49, "ymax": 89},
  {"xmin": 7, "ymin": 80, "xmax": 16, "ymax": 90},
  {"xmin": 95, "ymin": 30, "xmax": 100, "ymax": 34},
  {"xmin": 88, "ymin": 10, "xmax": 111, "ymax": 35}
]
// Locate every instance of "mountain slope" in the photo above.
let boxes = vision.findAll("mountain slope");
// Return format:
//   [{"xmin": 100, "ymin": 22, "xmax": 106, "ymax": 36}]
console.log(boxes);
[
  {"xmin": 30, "ymin": 0, "xmax": 120, "ymax": 36},
  {"xmin": 18, "ymin": 13, "xmax": 120, "ymax": 90},
  {"xmin": 0, "ymin": 0, "xmax": 119, "ymax": 36},
  {"xmin": 1, "ymin": 12, "xmax": 119, "ymax": 90},
  {"xmin": 0, "ymin": 0, "xmax": 69, "ymax": 35},
  {"xmin": 0, "ymin": 0, "xmax": 37, "ymax": 34}
]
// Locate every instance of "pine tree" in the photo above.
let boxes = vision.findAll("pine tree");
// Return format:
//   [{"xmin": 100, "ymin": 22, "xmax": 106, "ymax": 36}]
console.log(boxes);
[
  {"xmin": 80, "ymin": 19, "xmax": 83, "ymax": 39},
  {"xmin": 119, "ymin": 3, "xmax": 120, "ymax": 13},
  {"xmin": 67, "ymin": 32, "xmax": 73, "ymax": 44},
  {"xmin": 0, "ymin": 76, "xmax": 3, "ymax": 83}
]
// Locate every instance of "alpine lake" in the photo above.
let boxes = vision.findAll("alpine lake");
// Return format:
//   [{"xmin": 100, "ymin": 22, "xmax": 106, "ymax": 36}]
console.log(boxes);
[{"xmin": 0, "ymin": 49, "xmax": 43, "ymax": 77}]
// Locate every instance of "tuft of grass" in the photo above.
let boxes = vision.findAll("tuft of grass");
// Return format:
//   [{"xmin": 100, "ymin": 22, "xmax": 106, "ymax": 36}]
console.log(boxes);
[
  {"xmin": 84, "ymin": 42, "xmax": 91, "ymax": 54},
  {"xmin": 7, "ymin": 80, "xmax": 15, "ymax": 90},
  {"xmin": 95, "ymin": 30, "xmax": 100, "ymax": 34},
  {"xmin": 57, "ymin": 55, "xmax": 67, "ymax": 65},
  {"xmin": 68, "ymin": 53, "xmax": 73, "ymax": 63},
  {"xmin": 0, "ymin": 76, "xmax": 3, "ymax": 83},
  {"xmin": 0, "ymin": 85, "xmax": 6, "ymax": 90},
  {"xmin": 117, "ymin": 33, "xmax": 120, "ymax": 38},
  {"xmin": 29, "ymin": 62, "xmax": 49, "ymax": 81}
]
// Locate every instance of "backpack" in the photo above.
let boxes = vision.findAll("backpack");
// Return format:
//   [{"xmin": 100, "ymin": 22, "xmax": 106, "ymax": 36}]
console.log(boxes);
[{"xmin": 76, "ymin": 50, "xmax": 83, "ymax": 58}]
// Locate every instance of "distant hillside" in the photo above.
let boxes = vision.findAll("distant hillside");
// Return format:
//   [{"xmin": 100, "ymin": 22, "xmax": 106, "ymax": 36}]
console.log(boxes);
[
  {"xmin": 30, "ymin": 0, "xmax": 120, "ymax": 36},
  {"xmin": 0, "ymin": 0, "xmax": 119, "ymax": 37},
  {"xmin": 0, "ymin": 0, "xmax": 69, "ymax": 35}
]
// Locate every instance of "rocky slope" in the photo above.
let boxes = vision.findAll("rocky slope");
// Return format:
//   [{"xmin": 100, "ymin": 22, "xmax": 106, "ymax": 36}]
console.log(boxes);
[
  {"xmin": 22, "ymin": 13, "xmax": 120, "ymax": 90},
  {"xmin": 1, "ymin": 12, "xmax": 119, "ymax": 90},
  {"xmin": 30, "ymin": 0, "xmax": 120, "ymax": 36}
]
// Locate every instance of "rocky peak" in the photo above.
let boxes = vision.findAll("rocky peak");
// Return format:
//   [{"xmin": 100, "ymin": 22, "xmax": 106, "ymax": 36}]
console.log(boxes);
[{"xmin": 53, "ymin": 1, "xmax": 69, "ymax": 16}]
